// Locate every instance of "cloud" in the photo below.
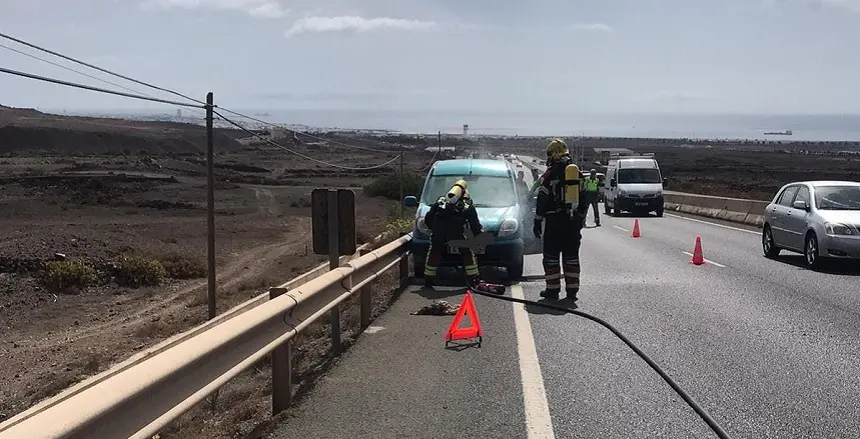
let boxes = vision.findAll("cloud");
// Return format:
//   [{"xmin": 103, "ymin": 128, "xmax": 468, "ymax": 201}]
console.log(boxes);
[
  {"xmin": 642, "ymin": 91, "xmax": 709, "ymax": 103},
  {"xmin": 764, "ymin": 0, "xmax": 860, "ymax": 11},
  {"xmin": 258, "ymin": 90, "xmax": 434, "ymax": 101},
  {"xmin": 140, "ymin": 0, "xmax": 289, "ymax": 19},
  {"xmin": 569, "ymin": 23, "xmax": 613, "ymax": 32},
  {"xmin": 285, "ymin": 16, "xmax": 438, "ymax": 38}
]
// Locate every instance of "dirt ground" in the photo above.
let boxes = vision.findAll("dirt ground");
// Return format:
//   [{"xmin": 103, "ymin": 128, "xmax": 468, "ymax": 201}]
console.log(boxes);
[
  {"xmin": 2, "ymin": 105, "xmax": 860, "ymax": 438},
  {"xmin": 0, "ymin": 105, "xmax": 431, "ymax": 434}
]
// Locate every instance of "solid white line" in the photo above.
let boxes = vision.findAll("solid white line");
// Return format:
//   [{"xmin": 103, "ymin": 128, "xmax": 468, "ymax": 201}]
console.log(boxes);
[
  {"xmin": 665, "ymin": 213, "xmax": 759, "ymax": 235},
  {"xmin": 613, "ymin": 225, "xmax": 630, "ymax": 232},
  {"xmin": 681, "ymin": 251, "xmax": 727, "ymax": 267},
  {"xmin": 511, "ymin": 285, "xmax": 556, "ymax": 439}
]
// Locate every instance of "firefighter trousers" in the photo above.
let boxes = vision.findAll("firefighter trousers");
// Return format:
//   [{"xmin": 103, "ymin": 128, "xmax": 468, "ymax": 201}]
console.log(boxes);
[
  {"xmin": 424, "ymin": 240, "xmax": 480, "ymax": 284},
  {"xmin": 542, "ymin": 213, "xmax": 582, "ymax": 294},
  {"xmin": 585, "ymin": 191, "xmax": 600, "ymax": 225}
]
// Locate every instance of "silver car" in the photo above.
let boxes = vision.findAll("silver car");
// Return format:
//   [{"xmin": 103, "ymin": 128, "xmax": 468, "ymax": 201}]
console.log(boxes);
[{"xmin": 762, "ymin": 180, "xmax": 860, "ymax": 268}]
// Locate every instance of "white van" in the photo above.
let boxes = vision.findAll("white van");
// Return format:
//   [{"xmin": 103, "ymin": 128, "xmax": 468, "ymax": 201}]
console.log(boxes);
[{"xmin": 603, "ymin": 153, "xmax": 668, "ymax": 217}]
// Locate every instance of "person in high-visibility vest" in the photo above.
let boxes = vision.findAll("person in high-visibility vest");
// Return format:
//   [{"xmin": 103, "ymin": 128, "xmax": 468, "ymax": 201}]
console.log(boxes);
[{"xmin": 583, "ymin": 169, "xmax": 601, "ymax": 227}]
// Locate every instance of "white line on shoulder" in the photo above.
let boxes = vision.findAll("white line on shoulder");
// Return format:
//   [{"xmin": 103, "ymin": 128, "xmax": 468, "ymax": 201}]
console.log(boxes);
[
  {"xmin": 511, "ymin": 285, "xmax": 556, "ymax": 439},
  {"xmin": 665, "ymin": 213, "xmax": 759, "ymax": 235},
  {"xmin": 682, "ymin": 251, "xmax": 727, "ymax": 267}
]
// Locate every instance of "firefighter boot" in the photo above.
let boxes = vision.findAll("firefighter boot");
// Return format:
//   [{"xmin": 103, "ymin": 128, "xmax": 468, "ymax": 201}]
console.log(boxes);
[
  {"xmin": 424, "ymin": 276, "xmax": 435, "ymax": 290},
  {"xmin": 539, "ymin": 289, "xmax": 560, "ymax": 300},
  {"xmin": 565, "ymin": 287, "xmax": 579, "ymax": 302}
]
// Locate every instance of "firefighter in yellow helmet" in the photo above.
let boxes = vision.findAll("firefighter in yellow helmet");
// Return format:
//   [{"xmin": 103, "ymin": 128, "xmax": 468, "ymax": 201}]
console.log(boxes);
[
  {"xmin": 423, "ymin": 179, "xmax": 483, "ymax": 289},
  {"xmin": 533, "ymin": 139, "xmax": 590, "ymax": 301}
]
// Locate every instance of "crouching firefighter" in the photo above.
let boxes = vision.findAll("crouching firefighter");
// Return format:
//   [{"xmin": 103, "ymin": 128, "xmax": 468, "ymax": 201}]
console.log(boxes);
[
  {"xmin": 533, "ymin": 139, "xmax": 589, "ymax": 301},
  {"xmin": 423, "ymin": 179, "xmax": 483, "ymax": 289}
]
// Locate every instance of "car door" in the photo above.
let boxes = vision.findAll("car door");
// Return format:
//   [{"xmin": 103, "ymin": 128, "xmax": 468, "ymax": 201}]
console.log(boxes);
[
  {"xmin": 783, "ymin": 184, "xmax": 811, "ymax": 250},
  {"xmin": 605, "ymin": 167, "xmax": 617, "ymax": 208},
  {"xmin": 769, "ymin": 185, "xmax": 800, "ymax": 249}
]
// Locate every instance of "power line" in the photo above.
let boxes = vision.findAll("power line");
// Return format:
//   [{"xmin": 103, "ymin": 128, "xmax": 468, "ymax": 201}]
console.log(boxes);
[
  {"xmin": 0, "ymin": 66, "xmax": 205, "ymax": 108},
  {"xmin": 0, "ymin": 31, "xmax": 205, "ymax": 107},
  {"xmin": 214, "ymin": 110, "xmax": 401, "ymax": 171},
  {"xmin": 416, "ymin": 150, "xmax": 438, "ymax": 172},
  {"xmin": 0, "ymin": 31, "xmax": 396, "ymax": 155},
  {"xmin": 219, "ymin": 108, "xmax": 395, "ymax": 154},
  {"xmin": 0, "ymin": 42, "xmax": 208, "ymax": 119}
]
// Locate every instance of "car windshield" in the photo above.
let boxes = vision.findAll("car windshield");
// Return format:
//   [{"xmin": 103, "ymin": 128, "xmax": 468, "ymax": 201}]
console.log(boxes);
[
  {"xmin": 617, "ymin": 168, "xmax": 662, "ymax": 184},
  {"xmin": 421, "ymin": 175, "xmax": 516, "ymax": 208},
  {"xmin": 814, "ymin": 186, "xmax": 860, "ymax": 210}
]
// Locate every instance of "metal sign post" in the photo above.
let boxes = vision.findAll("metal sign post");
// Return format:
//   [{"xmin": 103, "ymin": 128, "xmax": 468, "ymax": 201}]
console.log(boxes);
[{"xmin": 311, "ymin": 189, "xmax": 357, "ymax": 354}]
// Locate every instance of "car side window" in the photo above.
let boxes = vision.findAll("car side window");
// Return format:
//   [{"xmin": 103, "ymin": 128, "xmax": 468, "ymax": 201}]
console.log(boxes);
[
  {"xmin": 794, "ymin": 186, "xmax": 810, "ymax": 207},
  {"xmin": 777, "ymin": 186, "xmax": 799, "ymax": 207}
]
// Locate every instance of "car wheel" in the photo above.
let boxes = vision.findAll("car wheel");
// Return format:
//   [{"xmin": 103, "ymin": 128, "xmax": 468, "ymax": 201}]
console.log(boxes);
[
  {"xmin": 762, "ymin": 225, "xmax": 780, "ymax": 258},
  {"xmin": 804, "ymin": 232, "xmax": 822, "ymax": 269},
  {"xmin": 508, "ymin": 260, "xmax": 524, "ymax": 282}
]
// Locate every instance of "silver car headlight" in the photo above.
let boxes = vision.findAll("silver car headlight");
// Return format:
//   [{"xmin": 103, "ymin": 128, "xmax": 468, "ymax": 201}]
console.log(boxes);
[
  {"xmin": 618, "ymin": 188, "xmax": 628, "ymax": 197},
  {"xmin": 498, "ymin": 218, "xmax": 519, "ymax": 237},
  {"xmin": 825, "ymin": 222, "xmax": 856, "ymax": 236}
]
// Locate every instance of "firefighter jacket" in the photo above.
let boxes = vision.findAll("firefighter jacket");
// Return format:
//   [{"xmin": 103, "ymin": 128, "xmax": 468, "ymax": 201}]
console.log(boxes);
[
  {"xmin": 535, "ymin": 156, "xmax": 589, "ymax": 220},
  {"xmin": 424, "ymin": 195, "xmax": 483, "ymax": 244}
]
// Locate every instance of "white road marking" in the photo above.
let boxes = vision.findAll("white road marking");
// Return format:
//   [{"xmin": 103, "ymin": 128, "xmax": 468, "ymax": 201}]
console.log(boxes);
[
  {"xmin": 364, "ymin": 326, "xmax": 385, "ymax": 334},
  {"xmin": 613, "ymin": 225, "xmax": 630, "ymax": 232},
  {"xmin": 681, "ymin": 251, "xmax": 727, "ymax": 267},
  {"xmin": 511, "ymin": 284, "xmax": 556, "ymax": 439},
  {"xmin": 665, "ymin": 213, "xmax": 759, "ymax": 235}
]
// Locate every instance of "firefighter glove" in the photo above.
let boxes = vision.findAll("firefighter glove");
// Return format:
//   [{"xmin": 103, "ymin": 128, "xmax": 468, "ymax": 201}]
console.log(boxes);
[{"xmin": 532, "ymin": 219, "xmax": 542, "ymax": 239}]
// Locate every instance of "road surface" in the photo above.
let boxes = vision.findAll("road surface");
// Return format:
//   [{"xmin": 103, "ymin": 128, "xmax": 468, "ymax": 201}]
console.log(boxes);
[{"xmin": 267, "ymin": 159, "xmax": 860, "ymax": 439}]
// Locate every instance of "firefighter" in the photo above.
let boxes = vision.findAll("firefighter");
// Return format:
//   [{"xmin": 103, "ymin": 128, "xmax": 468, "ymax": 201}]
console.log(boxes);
[
  {"xmin": 515, "ymin": 170, "xmax": 530, "ymax": 202},
  {"xmin": 423, "ymin": 179, "xmax": 483, "ymax": 288},
  {"xmin": 584, "ymin": 168, "xmax": 601, "ymax": 227},
  {"xmin": 532, "ymin": 139, "xmax": 589, "ymax": 301}
]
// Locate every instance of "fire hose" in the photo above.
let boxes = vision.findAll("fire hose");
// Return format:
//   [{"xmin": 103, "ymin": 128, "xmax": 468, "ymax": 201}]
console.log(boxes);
[{"xmin": 468, "ymin": 281, "xmax": 732, "ymax": 439}]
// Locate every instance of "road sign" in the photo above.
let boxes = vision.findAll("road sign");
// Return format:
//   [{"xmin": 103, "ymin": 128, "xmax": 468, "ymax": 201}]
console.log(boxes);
[{"xmin": 311, "ymin": 188, "xmax": 357, "ymax": 257}]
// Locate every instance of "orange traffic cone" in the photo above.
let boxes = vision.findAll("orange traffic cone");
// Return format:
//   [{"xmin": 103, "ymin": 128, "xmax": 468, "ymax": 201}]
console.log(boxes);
[
  {"xmin": 632, "ymin": 219, "xmax": 640, "ymax": 238},
  {"xmin": 691, "ymin": 236, "xmax": 705, "ymax": 265}
]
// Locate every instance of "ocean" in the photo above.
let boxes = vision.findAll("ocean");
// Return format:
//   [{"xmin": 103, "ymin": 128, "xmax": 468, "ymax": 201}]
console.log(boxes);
[{"xmin": 71, "ymin": 108, "xmax": 860, "ymax": 143}]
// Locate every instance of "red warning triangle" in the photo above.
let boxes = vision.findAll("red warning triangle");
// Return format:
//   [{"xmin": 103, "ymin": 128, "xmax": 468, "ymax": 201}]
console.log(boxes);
[{"xmin": 445, "ymin": 291, "xmax": 483, "ymax": 342}]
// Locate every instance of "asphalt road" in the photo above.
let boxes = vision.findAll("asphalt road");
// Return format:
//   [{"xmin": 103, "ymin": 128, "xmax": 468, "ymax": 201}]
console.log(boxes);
[{"xmin": 268, "ymin": 160, "xmax": 860, "ymax": 439}]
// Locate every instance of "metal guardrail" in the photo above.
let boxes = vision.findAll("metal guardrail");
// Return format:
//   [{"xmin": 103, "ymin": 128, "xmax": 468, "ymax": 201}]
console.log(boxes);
[{"xmin": 0, "ymin": 234, "xmax": 413, "ymax": 439}]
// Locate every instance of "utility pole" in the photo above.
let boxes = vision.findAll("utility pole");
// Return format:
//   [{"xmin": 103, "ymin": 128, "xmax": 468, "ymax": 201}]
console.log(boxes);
[
  {"xmin": 437, "ymin": 130, "xmax": 442, "ymax": 157},
  {"xmin": 399, "ymin": 148, "xmax": 405, "ymax": 217},
  {"xmin": 205, "ymin": 92, "xmax": 216, "ymax": 320}
]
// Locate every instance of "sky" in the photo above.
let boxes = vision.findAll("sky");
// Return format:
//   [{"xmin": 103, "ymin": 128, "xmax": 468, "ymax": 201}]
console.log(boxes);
[{"xmin": 1, "ymin": 0, "xmax": 860, "ymax": 115}]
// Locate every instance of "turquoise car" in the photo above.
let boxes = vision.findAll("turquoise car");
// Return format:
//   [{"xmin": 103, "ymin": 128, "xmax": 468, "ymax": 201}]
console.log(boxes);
[{"xmin": 403, "ymin": 158, "xmax": 527, "ymax": 281}]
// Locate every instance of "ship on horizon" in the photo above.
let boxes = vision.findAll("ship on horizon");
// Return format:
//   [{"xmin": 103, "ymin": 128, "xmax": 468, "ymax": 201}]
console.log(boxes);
[{"xmin": 764, "ymin": 129, "xmax": 793, "ymax": 136}]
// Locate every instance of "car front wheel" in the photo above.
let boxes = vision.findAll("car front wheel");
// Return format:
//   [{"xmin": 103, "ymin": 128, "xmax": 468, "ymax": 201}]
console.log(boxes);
[
  {"xmin": 805, "ymin": 233, "xmax": 822, "ymax": 269},
  {"xmin": 762, "ymin": 225, "xmax": 780, "ymax": 258}
]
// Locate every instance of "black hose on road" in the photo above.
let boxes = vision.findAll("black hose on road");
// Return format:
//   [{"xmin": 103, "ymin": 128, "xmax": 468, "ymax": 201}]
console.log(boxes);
[{"xmin": 467, "ymin": 283, "xmax": 733, "ymax": 439}]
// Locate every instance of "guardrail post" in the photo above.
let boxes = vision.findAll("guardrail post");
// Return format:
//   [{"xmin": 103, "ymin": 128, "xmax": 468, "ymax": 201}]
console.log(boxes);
[
  {"xmin": 399, "ymin": 253, "xmax": 409, "ymax": 288},
  {"xmin": 269, "ymin": 287, "xmax": 292, "ymax": 414},
  {"xmin": 359, "ymin": 282, "xmax": 373, "ymax": 331}
]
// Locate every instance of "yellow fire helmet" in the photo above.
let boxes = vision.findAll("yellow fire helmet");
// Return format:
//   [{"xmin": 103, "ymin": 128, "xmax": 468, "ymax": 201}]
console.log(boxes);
[
  {"xmin": 546, "ymin": 138, "xmax": 569, "ymax": 159},
  {"xmin": 446, "ymin": 179, "xmax": 468, "ymax": 204}
]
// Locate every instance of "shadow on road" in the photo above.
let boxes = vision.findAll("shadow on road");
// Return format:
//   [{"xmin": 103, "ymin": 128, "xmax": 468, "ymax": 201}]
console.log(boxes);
[
  {"xmin": 776, "ymin": 255, "xmax": 860, "ymax": 276},
  {"xmin": 607, "ymin": 211, "xmax": 659, "ymax": 219},
  {"xmin": 412, "ymin": 266, "xmax": 510, "ymax": 300},
  {"xmin": 524, "ymin": 297, "xmax": 574, "ymax": 315}
]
